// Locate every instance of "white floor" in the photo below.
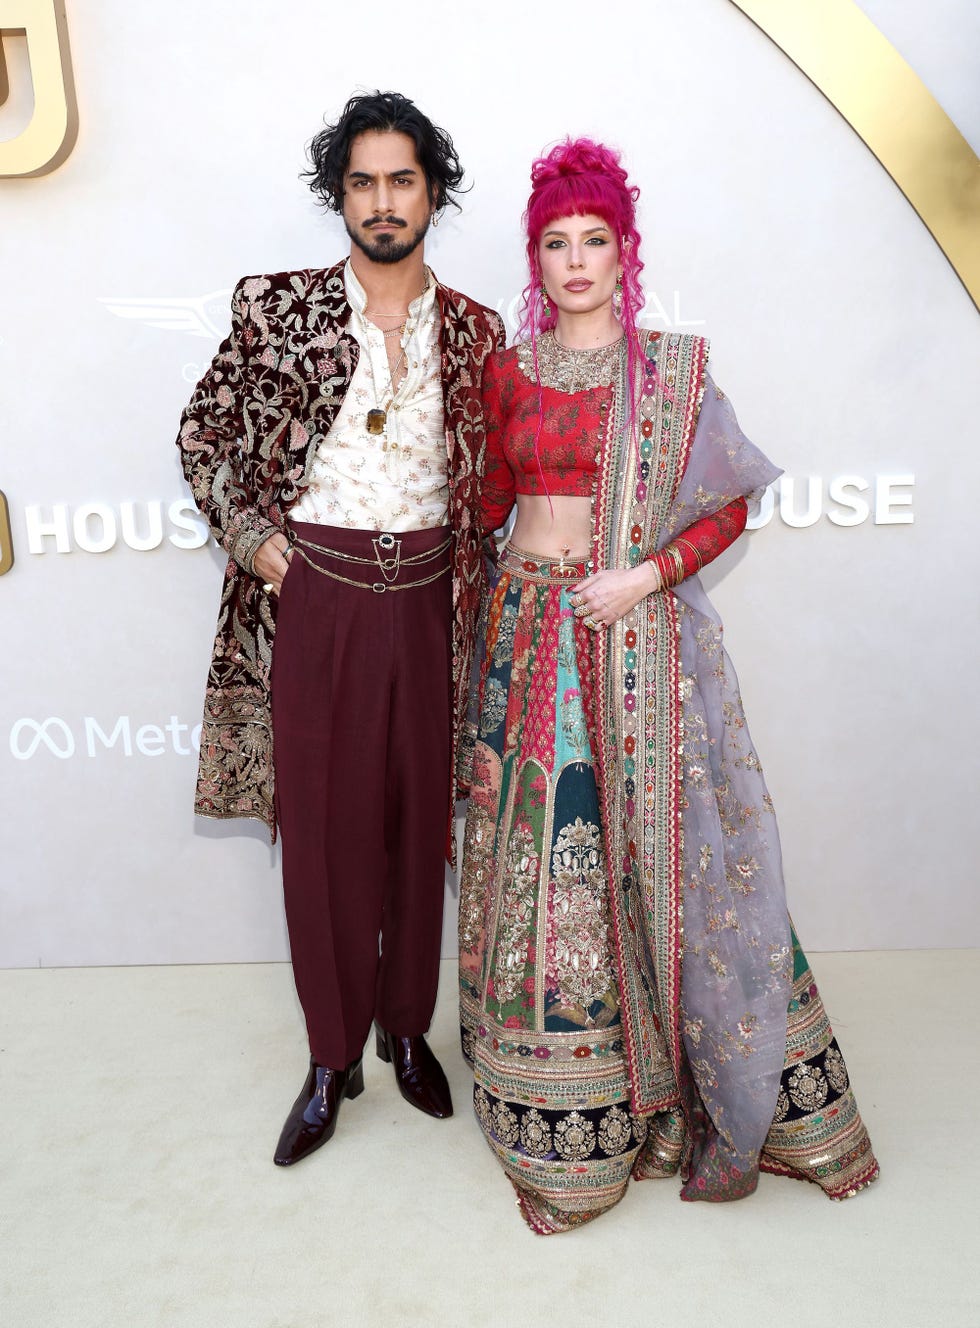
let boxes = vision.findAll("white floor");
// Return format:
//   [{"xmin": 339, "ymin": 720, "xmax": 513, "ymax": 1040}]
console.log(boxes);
[{"xmin": 1, "ymin": 951, "xmax": 977, "ymax": 1328}]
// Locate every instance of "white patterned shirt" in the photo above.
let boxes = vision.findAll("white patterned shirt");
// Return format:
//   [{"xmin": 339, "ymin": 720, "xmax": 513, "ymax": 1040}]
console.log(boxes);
[{"xmin": 289, "ymin": 261, "xmax": 448, "ymax": 531}]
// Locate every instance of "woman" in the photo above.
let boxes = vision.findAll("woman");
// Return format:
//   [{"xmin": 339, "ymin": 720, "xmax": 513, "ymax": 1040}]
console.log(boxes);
[{"xmin": 458, "ymin": 139, "xmax": 878, "ymax": 1235}]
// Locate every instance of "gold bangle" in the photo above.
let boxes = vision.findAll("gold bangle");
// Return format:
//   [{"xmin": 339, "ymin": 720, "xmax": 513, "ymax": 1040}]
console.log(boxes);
[
  {"xmin": 675, "ymin": 536, "xmax": 703, "ymax": 573},
  {"xmin": 674, "ymin": 545, "xmax": 686, "ymax": 583}
]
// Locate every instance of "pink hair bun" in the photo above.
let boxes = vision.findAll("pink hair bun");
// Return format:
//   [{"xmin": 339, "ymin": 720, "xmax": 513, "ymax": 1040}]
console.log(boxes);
[{"xmin": 529, "ymin": 138, "xmax": 639, "ymax": 203}]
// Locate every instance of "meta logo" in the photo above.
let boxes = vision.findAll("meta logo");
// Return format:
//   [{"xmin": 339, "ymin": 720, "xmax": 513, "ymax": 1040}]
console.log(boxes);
[
  {"xmin": 9, "ymin": 715, "xmax": 202, "ymax": 761},
  {"xmin": 0, "ymin": 1, "xmax": 78, "ymax": 177}
]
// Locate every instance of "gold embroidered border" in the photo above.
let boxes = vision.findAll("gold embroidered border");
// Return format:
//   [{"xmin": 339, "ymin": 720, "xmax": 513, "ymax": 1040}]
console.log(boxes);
[{"xmin": 594, "ymin": 333, "xmax": 709, "ymax": 1113}]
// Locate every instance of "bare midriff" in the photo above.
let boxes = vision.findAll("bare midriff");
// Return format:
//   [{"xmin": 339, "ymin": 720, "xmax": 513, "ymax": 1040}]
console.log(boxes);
[{"xmin": 509, "ymin": 493, "xmax": 593, "ymax": 561}]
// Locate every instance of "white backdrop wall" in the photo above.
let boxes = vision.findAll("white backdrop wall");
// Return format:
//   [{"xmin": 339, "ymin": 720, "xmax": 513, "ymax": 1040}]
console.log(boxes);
[{"xmin": 1, "ymin": 0, "xmax": 978, "ymax": 967}]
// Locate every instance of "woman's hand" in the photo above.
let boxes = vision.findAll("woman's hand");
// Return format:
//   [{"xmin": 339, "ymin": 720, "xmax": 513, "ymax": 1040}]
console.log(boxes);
[
  {"xmin": 570, "ymin": 562, "xmax": 661, "ymax": 630},
  {"xmin": 253, "ymin": 532, "xmax": 293, "ymax": 595}
]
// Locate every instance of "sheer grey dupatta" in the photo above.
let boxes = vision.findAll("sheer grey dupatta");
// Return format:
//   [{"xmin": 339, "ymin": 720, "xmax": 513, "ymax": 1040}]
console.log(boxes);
[{"xmin": 665, "ymin": 374, "xmax": 794, "ymax": 1159}]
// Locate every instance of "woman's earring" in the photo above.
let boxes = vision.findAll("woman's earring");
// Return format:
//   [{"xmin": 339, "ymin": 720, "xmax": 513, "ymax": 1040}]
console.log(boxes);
[
  {"xmin": 540, "ymin": 284, "xmax": 551, "ymax": 318},
  {"xmin": 612, "ymin": 275, "xmax": 623, "ymax": 319}
]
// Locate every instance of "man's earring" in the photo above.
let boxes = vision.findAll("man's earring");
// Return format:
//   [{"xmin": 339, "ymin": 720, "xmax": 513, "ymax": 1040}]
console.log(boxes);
[{"xmin": 431, "ymin": 211, "xmax": 439, "ymax": 228}]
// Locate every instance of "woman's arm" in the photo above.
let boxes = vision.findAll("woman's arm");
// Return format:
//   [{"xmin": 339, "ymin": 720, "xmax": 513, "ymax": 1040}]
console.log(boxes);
[
  {"xmin": 571, "ymin": 496, "xmax": 749, "ymax": 628},
  {"xmin": 647, "ymin": 496, "xmax": 748, "ymax": 589}
]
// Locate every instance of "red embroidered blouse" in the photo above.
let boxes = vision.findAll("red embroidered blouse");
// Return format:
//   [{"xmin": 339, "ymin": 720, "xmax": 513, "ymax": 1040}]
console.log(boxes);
[
  {"xmin": 481, "ymin": 347, "xmax": 604, "ymax": 530},
  {"xmin": 479, "ymin": 345, "xmax": 748, "ymax": 581}
]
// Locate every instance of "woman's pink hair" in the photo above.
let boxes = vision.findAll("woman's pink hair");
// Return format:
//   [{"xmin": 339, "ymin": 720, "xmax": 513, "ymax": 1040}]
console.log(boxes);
[
  {"xmin": 518, "ymin": 138, "xmax": 646, "ymax": 437},
  {"xmin": 520, "ymin": 138, "xmax": 644, "ymax": 336}
]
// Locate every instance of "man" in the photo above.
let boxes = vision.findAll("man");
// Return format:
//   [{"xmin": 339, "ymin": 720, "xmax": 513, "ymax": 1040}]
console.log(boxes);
[{"xmin": 176, "ymin": 91, "xmax": 503, "ymax": 1166}]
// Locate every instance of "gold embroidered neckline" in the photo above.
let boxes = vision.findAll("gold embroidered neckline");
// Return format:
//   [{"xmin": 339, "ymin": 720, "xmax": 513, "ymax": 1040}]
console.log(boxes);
[{"xmin": 517, "ymin": 330, "xmax": 624, "ymax": 393}]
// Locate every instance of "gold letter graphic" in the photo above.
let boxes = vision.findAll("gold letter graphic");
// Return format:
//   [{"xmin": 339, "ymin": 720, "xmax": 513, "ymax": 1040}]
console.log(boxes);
[
  {"xmin": 730, "ymin": 0, "xmax": 980, "ymax": 311},
  {"xmin": 0, "ymin": 490, "xmax": 13, "ymax": 575},
  {"xmin": 0, "ymin": 0, "xmax": 77, "ymax": 177}
]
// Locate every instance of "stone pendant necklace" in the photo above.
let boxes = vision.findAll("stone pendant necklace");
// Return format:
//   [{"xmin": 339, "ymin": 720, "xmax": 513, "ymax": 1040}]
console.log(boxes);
[
  {"xmin": 365, "ymin": 282, "xmax": 423, "ymax": 436},
  {"xmin": 366, "ymin": 407, "xmax": 388, "ymax": 436},
  {"xmin": 366, "ymin": 344, "xmax": 407, "ymax": 439}
]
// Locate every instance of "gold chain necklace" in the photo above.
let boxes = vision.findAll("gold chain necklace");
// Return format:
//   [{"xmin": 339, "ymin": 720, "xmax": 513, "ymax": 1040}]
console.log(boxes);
[{"xmin": 362, "ymin": 281, "xmax": 425, "ymax": 437}]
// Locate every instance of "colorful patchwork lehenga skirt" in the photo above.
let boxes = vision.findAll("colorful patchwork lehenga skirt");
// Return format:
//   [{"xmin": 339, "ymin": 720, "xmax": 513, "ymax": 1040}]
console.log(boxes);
[{"xmin": 458, "ymin": 547, "xmax": 879, "ymax": 1235}]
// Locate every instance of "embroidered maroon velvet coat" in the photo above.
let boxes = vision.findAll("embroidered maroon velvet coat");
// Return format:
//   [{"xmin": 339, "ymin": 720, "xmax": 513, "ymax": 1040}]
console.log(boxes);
[{"xmin": 176, "ymin": 261, "xmax": 504, "ymax": 853}]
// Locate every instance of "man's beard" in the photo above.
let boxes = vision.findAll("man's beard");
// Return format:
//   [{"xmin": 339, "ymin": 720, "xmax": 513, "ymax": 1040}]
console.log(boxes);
[{"xmin": 345, "ymin": 214, "xmax": 431, "ymax": 265}]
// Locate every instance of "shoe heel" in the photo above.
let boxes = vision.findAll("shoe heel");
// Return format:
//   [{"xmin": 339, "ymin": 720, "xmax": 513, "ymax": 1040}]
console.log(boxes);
[
  {"xmin": 375, "ymin": 1029, "xmax": 391, "ymax": 1064},
  {"xmin": 346, "ymin": 1060, "xmax": 365, "ymax": 1100}
]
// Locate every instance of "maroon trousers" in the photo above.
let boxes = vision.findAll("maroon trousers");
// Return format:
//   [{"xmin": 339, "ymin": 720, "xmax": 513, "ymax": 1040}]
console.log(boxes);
[{"xmin": 271, "ymin": 523, "xmax": 452, "ymax": 1069}]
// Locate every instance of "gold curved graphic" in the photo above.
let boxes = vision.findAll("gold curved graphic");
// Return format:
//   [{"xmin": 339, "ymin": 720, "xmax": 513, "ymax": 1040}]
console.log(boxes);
[
  {"xmin": 0, "ymin": 490, "xmax": 14, "ymax": 575},
  {"xmin": 0, "ymin": 0, "xmax": 77, "ymax": 177},
  {"xmin": 0, "ymin": 27, "xmax": 9, "ymax": 105},
  {"xmin": 730, "ymin": 0, "xmax": 980, "ymax": 311}
]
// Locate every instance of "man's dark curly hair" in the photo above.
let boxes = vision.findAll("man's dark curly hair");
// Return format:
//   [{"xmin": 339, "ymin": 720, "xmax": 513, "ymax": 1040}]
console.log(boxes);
[{"xmin": 304, "ymin": 90, "xmax": 466, "ymax": 215}]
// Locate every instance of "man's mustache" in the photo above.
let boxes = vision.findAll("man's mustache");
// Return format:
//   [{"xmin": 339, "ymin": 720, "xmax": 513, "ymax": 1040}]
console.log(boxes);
[{"xmin": 364, "ymin": 216, "xmax": 407, "ymax": 229}]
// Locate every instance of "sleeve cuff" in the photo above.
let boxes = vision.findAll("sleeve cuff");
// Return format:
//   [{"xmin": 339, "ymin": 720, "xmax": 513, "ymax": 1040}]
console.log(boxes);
[{"xmin": 226, "ymin": 511, "xmax": 278, "ymax": 574}]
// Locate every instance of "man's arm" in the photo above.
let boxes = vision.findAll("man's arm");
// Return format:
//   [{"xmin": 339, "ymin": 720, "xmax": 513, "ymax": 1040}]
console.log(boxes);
[{"xmin": 175, "ymin": 280, "xmax": 278, "ymax": 575}]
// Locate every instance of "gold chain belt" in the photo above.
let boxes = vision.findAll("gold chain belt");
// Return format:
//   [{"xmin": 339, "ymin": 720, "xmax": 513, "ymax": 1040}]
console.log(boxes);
[{"xmin": 291, "ymin": 532, "xmax": 451, "ymax": 595}]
